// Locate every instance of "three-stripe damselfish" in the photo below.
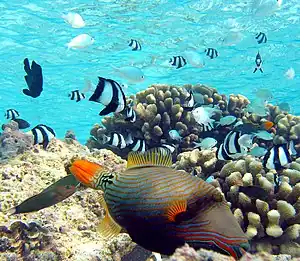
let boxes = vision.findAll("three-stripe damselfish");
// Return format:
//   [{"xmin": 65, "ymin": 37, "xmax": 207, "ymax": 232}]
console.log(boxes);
[{"xmin": 69, "ymin": 148, "xmax": 249, "ymax": 258}]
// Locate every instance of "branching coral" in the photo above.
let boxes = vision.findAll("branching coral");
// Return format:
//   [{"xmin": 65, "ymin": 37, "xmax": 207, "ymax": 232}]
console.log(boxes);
[{"xmin": 86, "ymin": 84, "xmax": 233, "ymax": 159}]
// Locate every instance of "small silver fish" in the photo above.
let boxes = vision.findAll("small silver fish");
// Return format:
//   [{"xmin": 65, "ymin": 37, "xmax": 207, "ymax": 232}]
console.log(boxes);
[
  {"xmin": 169, "ymin": 130, "xmax": 182, "ymax": 141},
  {"xmin": 238, "ymin": 134, "xmax": 254, "ymax": 149},
  {"xmin": 216, "ymin": 115, "xmax": 237, "ymax": 126},
  {"xmin": 249, "ymin": 146, "xmax": 267, "ymax": 158},
  {"xmin": 193, "ymin": 137, "xmax": 217, "ymax": 150},
  {"xmin": 254, "ymin": 130, "xmax": 273, "ymax": 141}
]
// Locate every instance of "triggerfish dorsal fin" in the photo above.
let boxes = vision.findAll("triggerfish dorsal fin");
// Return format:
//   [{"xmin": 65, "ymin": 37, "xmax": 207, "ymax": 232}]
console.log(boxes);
[
  {"xmin": 98, "ymin": 194, "xmax": 122, "ymax": 239},
  {"xmin": 69, "ymin": 159, "xmax": 106, "ymax": 189},
  {"xmin": 127, "ymin": 148, "xmax": 172, "ymax": 169},
  {"xmin": 165, "ymin": 199, "xmax": 187, "ymax": 222}
]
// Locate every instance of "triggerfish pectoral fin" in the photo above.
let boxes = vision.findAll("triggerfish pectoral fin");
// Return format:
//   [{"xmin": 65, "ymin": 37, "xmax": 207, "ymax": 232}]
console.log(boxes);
[
  {"xmin": 69, "ymin": 159, "xmax": 105, "ymax": 189},
  {"xmin": 166, "ymin": 200, "xmax": 187, "ymax": 222},
  {"xmin": 8, "ymin": 175, "xmax": 80, "ymax": 215},
  {"xmin": 97, "ymin": 194, "xmax": 122, "ymax": 239},
  {"xmin": 175, "ymin": 201, "xmax": 249, "ymax": 259}
]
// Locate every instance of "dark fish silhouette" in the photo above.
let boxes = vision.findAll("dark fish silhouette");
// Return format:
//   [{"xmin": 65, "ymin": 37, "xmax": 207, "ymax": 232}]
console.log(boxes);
[
  {"xmin": 23, "ymin": 58, "xmax": 43, "ymax": 98},
  {"xmin": 8, "ymin": 175, "xmax": 80, "ymax": 215},
  {"xmin": 238, "ymin": 186, "xmax": 269, "ymax": 201},
  {"xmin": 12, "ymin": 118, "xmax": 30, "ymax": 129}
]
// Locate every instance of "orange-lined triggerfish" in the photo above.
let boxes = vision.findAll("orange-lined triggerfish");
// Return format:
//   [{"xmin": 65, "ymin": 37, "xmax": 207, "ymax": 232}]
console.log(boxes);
[{"xmin": 69, "ymin": 148, "xmax": 249, "ymax": 258}]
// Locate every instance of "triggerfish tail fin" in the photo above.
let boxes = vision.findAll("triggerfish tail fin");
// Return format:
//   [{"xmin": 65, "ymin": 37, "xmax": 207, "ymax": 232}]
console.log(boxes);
[
  {"xmin": 97, "ymin": 194, "xmax": 122, "ymax": 239},
  {"xmin": 7, "ymin": 175, "xmax": 80, "ymax": 215},
  {"xmin": 69, "ymin": 159, "xmax": 106, "ymax": 189},
  {"xmin": 127, "ymin": 148, "xmax": 172, "ymax": 169},
  {"xmin": 175, "ymin": 200, "xmax": 249, "ymax": 259}
]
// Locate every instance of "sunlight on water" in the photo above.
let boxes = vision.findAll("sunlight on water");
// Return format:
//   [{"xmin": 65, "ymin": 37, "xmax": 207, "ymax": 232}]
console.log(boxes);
[{"xmin": 0, "ymin": 0, "xmax": 299, "ymax": 143}]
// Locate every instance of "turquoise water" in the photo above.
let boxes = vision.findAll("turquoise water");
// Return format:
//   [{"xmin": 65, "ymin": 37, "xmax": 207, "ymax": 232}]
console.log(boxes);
[{"xmin": 0, "ymin": 0, "xmax": 299, "ymax": 143}]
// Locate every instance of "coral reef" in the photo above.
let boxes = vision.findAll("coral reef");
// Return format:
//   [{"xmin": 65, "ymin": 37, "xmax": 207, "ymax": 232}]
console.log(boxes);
[
  {"xmin": 268, "ymin": 104, "xmax": 300, "ymax": 145},
  {"xmin": 0, "ymin": 121, "xmax": 33, "ymax": 162},
  {"xmin": 174, "ymin": 148, "xmax": 218, "ymax": 176},
  {"xmin": 87, "ymin": 84, "xmax": 235, "ymax": 158},
  {"xmin": 173, "ymin": 147, "xmax": 300, "ymax": 257},
  {"xmin": 177, "ymin": 153, "xmax": 300, "ymax": 256}
]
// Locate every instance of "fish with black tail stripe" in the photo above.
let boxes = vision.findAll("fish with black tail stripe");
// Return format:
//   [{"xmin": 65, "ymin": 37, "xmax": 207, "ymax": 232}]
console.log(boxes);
[
  {"xmin": 205, "ymin": 48, "xmax": 218, "ymax": 59},
  {"xmin": 255, "ymin": 32, "xmax": 267, "ymax": 44},
  {"xmin": 217, "ymin": 131, "xmax": 252, "ymax": 160},
  {"xmin": 5, "ymin": 109, "xmax": 19, "ymax": 120},
  {"xmin": 253, "ymin": 51, "xmax": 263, "ymax": 73},
  {"xmin": 182, "ymin": 90, "xmax": 195, "ymax": 111},
  {"xmin": 69, "ymin": 90, "xmax": 85, "ymax": 102},
  {"xmin": 4, "ymin": 109, "xmax": 30, "ymax": 129},
  {"xmin": 169, "ymin": 56, "xmax": 187, "ymax": 69},
  {"xmin": 128, "ymin": 39, "xmax": 142, "ymax": 51},
  {"xmin": 100, "ymin": 132, "xmax": 127, "ymax": 149},
  {"xmin": 124, "ymin": 102, "xmax": 136, "ymax": 123},
  {"xmin": 263, "ymin": 143, "xmax": 292, "ymax": 170},
  {"xmin": 23, "ymin": 58, "xmax": 43, "ymax": 98},
  {"xmin": 88, "ymin": 77, "xmax": 126, "ymax": 116},
  {"xmin": 128, "ymin": 138, "xmax": 147, "ymax": 152},
  {"xmin": 27, "ymin": 124, "xmax": 55, "ymax": 149}
]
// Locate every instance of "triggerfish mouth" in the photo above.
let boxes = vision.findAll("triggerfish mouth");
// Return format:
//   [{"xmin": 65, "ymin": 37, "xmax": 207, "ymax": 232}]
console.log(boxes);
[{"xmin": 69, "ymin": 148, "xmax": 249, "ymax": 258}]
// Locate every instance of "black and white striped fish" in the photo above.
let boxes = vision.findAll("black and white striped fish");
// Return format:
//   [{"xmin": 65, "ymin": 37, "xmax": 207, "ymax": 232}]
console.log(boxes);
[
  {"xmin": 124, "ymin": 103, "xmax": 136, "ymax": 123},
  {"xmin": 201, "ymin": 122, "xmax": 214, "ymax": 132},
  {"xmin": 253, "ymin": 51, "xmax": 263, "ymax": 73},
  {"xmin": 89, "ymin": 77, "xmax": 127, "ymax": 116},
  {"xmin": 128, "ymin": 39, "xmax": 142, "ymax": 51},
  {"xmin": 205, "ymin": 48, "xmax": 218, "ymax": 59},
  {"xmin": 28, "ymin": 124, "xmax": 56, "ymax": 149},
  {"xmin": 129, "ymin": 138, "xmax": 147, "ymax": 152},
  {"xmin": 255, "ymin": 32, "xmax": 267, "ymax": 44},
  {"xmin": 69, "ymin": 90, "xmax": 85, "ymax": 102},
  {"xmin": 182, "ymin": 90, "xmax": 195, "ymax": 111},
  {"xmin": 102, "ymin": 132, "xmax": 126, "ymax": 149},
  {"xmin": 5, "ymin": 109, "xmax": 19, "ymax": 120},
  {"xmin": 160, "ymin": 143, "xmax": 177, "ymax": 153},
  {"xmin": 263, "ymin": 143, "xmax": 292, "ymax": 170},
  {"xmin": 169, "ymin": 56, "xmax": 187, "ymax": 69},
  {"xmin": 289, "ymin": 140, "xmax": 297, "ymax": 157},
  {"xmin": 217, "ymin": 131, "xmax": 250, "ymax": 160}
]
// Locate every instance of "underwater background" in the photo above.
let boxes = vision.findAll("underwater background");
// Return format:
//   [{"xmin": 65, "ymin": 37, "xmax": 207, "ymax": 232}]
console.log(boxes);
[{"xmin": 0, "ymin": 0, "xmax": 299, "ymax": 143}]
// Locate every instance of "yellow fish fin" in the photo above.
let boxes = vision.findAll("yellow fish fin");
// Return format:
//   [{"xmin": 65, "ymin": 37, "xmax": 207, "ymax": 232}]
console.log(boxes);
[
  {"xmin": 127, "ymin": 148, "xmax": 172, "ymax": 169},
  {"xmin": 165, "ymin": 199, "xmax": 187, "ymax": 222},
  {"xmin": 97, "ymin": 194, "xmax": 122, "ymax": 239}
]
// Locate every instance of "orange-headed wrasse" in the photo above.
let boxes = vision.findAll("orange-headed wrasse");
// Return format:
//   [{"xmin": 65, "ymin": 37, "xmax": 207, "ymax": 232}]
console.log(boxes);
[
  {"xmin": 8, "ymin": 175, "xmax": 80, "ymax": 215},
  {"xmin": 69, "ymin": 148, "xmax": 249, "ymax": 258},
  {"xmin": 23, "ymin": 58, "xmax": 43, "ymax": 98}
]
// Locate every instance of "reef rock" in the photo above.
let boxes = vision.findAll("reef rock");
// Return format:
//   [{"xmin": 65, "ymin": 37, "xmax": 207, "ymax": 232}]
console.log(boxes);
[
  {"xmin": 0, "ymin": 121, "xmax": 33, "ymax": 162},
  {"xmin": 0, "ymin": 138, "xmax": 136, "ymax": 260}
]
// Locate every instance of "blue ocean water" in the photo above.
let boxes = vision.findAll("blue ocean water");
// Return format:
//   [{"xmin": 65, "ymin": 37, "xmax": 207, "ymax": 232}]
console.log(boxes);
[{"xmin": 0, "ymin": 0, "xmax": 299, "ymax": 144}]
